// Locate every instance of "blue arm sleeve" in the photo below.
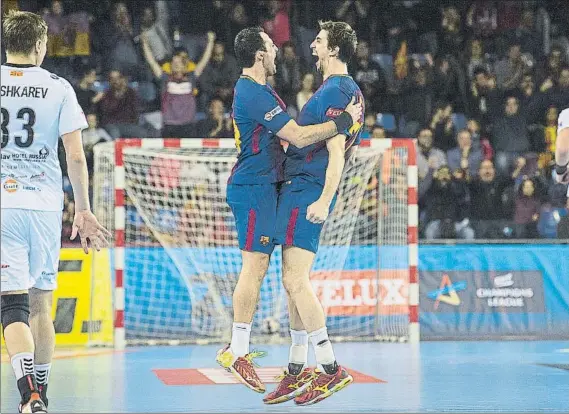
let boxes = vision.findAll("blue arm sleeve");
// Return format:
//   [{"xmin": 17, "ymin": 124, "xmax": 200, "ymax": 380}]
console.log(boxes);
[{"xmin": 246, "ymin": 87, "xmax": 292, "ymax": 132}]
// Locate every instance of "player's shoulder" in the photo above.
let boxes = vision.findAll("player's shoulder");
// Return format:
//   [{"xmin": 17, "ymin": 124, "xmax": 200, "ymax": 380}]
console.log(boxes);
[
  {"xmin": 42, "ymin": 69, "xmax": 74, "ymax": 91},
  {"xmin": 559, "ymin": 108, "xmax": 569, "ymax": 130}
]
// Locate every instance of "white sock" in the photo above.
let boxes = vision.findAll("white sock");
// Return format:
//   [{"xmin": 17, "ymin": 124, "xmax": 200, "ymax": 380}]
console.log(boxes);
[
  {"xmin": 35, "ymin": 363, "xmax": 51, "ymax": 386},
  {"xmin": 308, "ymin": 327, "xmax": 336, "ymax": 373},
  {"xmin": 230, "ymin": 322, "xmax": 251, "ymax": 357},
  {"xmin": 288, "ymin": 330, "xmax": 308, "ymax": 373},
  {"xmin": 11, "ymin": 352, "xmax": 34, "ymax": 380}
]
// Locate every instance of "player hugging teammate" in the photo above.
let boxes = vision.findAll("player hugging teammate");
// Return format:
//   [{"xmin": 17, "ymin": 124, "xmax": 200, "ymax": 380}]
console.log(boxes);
[{"xmin": 217, "ymin": 21, "xmax": 364, "ymax": 406}]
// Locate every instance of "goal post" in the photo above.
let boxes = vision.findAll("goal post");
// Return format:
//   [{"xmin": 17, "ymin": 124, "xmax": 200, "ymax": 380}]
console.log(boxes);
[{"xmin": 93, "ymin": 138, "xmax": 418, "ymax": 349}]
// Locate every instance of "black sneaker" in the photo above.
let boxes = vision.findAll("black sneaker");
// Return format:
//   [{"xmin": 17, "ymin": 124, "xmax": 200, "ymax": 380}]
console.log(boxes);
[
  {"xmin": 19, "ymin": 394, "xmax": 47, "ymax": 413},
  {"xmin": 38, "ymin": 384, "xmax": 48, "ymax": 408}
]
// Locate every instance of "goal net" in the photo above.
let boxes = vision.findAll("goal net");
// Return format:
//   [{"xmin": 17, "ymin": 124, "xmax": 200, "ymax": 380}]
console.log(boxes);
[{"xmin": 93, "ymin": 138, "xmax": 418, "ymax": 347}]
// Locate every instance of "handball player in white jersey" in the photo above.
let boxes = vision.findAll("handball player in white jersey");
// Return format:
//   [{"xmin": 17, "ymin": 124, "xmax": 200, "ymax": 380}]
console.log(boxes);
[
  {"xmin": 555, "ymin": 108, "xmax": 569, "ymax": 192},
  {"xmin": 1, "ymin": 10, "xmax": 110, "ymax": 413}
]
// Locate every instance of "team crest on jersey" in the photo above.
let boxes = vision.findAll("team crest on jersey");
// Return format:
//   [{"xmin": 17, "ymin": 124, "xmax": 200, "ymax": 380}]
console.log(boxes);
[
  {"xmin": 260, "ymin": 236, "xmax": 270, "ymax": 246},
  {"xmin": 3, "ymin": 178, "xmax": 19, "ymax": 193},
  {"xmin": 264, "ymin": 106, "xmax": 283, "ymax": 121},
  {"xmin": 326, "ymin": 108, "xmax": 343, "ymax": 118}
]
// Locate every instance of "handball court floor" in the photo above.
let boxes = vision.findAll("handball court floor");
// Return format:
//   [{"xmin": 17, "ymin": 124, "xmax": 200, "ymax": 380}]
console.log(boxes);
[{"xmin": 1, "ymin": 341, "xmax": 568, "ymax": 413}]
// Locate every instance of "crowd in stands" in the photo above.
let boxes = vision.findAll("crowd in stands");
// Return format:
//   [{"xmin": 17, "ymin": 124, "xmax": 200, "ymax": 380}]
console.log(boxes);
[{"xmin": 2, "ymin": 0, "xmax": 568, "ymax": 241}]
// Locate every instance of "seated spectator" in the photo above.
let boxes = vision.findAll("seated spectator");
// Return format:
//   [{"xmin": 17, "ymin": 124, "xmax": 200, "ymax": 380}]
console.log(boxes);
[
  {"xmin": 371, "ymin": 125, "xmax": 387, "ymax": 139},
  {"xmin": 296, "ymin": 72, "xmax": 315, "ymax": 112},
  {"xmin": 140, "ymin": 1, "xmax": 172, "ymax": 64},
  {"xmin": 421, "ymin": 165, "xmax": 474, "ymax": 240},
  {"xmin": 275, "ymin": 41, "xmax": 301, "ymax": 108},
  {"xmin": 142, "ymin": 32, "xmax": 215, "ymax": 138},
  {"xmin": 195, "ymin": 98, "xmax": 233, "ymax": 138},
  {"xmin": 360, "ymin": 111, "xmax": 377, "ymax": 139},
  {"xmin": 494, "ymin": 43, "xmax": 528, "ymax": 92},
  {"xmin": 491, "ymin": 96, "xmax": 531, "ymax": 176},
  {"xmin": 429, "ymin": 102, "xmax": 456, "ymax": 152},
  {"xmin": 447, "ymin": 129, "xmax": 483, "ymax": 179},
  {"xmin": 97, "ymin": 70, "xmax": 148, "ymax": 139},
  {"xmin": 464, "ymin": 38, "xmax": 491, "ymax": 80},
  {"xmin": 513, "ymin": 178, "xmax": 541, "ymax": 238},
  {"xmin": 417, "ymin": 128, "xmax": 446, "ymax": 180},
  {"xmin": 466, "ymin": 118, "xmax": 483, "ymax": 151},
  {"xmin": 83, "ymin": 113, "xmax": 112, "ymax": 172},
  {"xmin": 199, "ymin": 41, "xmax": 240, "ymax": 108},
  {"xmin": 469, "ymin": 158, "xmax": 525, "ymax": 238},
  {"xmin": 74, "ymin": 67, "xmax": 103, "ymax": 114}
]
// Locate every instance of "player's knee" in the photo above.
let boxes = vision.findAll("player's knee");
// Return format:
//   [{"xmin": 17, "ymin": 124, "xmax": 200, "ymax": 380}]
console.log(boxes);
[
  {"xmin": 29, "ymin": 289, "xmax": 52, "ymax": 316},
  {"xmin": 1, "ymin": 293, "xmax": 30, "ymax": 331},
  {"xmin": 241, "ymin": 253, "xmax": 270, "ymax": 282},
  {"xmin": 282, "ymin": 273, "xmax": 305, "ymax": 296}
]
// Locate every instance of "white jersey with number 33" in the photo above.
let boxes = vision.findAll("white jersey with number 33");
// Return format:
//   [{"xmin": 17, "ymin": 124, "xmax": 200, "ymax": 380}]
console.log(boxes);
[{"xmin": 1, "ymin": 64, "xmax": 87, "ymax": 211}]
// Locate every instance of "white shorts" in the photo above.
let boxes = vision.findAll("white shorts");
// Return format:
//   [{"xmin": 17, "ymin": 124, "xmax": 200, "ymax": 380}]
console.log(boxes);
[{"xmin": 1, "ymin": 209, "xmax": 62, "ymax": 292}]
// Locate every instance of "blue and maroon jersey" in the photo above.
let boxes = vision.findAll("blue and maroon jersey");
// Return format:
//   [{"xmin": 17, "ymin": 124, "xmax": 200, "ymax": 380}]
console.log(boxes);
[
  {"xmin": 228, "ymin": 75, "xmax": 292, "ymax": 185},
  {"xmin": 283, "ymin": 74, "xmax": 364, "ymax": 186}
]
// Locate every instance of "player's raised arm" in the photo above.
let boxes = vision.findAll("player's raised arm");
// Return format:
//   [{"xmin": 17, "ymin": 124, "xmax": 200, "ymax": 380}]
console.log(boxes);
[
  {"xmin": 277, "ymin": 96, "xmax": 362, "ymax": 148},
  {"xmin": 555, "ymin": 108, "xmax": 569, "ymax": 184}
]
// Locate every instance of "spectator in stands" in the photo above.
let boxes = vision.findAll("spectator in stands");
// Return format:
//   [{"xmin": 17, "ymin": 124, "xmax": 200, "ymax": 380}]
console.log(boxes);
[
  {"xmin": 469, "ymin": 158, "xmax": 525, "ymax": 238},
  {"xmin": 447, "ymin": 129, "xmax": 483, "ymax": 179},
  {"xmin": 296, "ymin": 72, "xmax": 314, "ymax": 112},
  {"xmin": 468, "ymin": 67, "xmax": 501, "ymax": 129},
  {"xmin": 360, "ymin": 111, "xmax": 377, "ymax": 139},
  {"xmin": 429, "ymin": 102, "xmax": 456, "ymax": 152},
  {"xmin": 351, "ymin": 39, "xmax": 388, "ymax": 113},
  {"xmin": 466, "ymin": 118, "xmax": 483, "ymax": 151},
  {"xmin": 514, "ymin": 177, "xmax": 541, "ymax": 238},
  {"xmin": 142, "ymin": 32, "xmax": 215, "ymax": 138},
  {"xmin": 491, "ymin": 96, "xmax": 531, "ymax": 176},
  {"xmin": 464, "ymin": 38, "xmax": 492, "ymax": 80},
  {"xmin": 421, "ymin": 165, "xmax": 473, "ymax": 240},
  {"xmin": 550, "ymin": 66, "xmax": 569, "ymax": 108},
  {"xmin": 96, "ymin": 70, "xmax": 148, "ymax": 139},
  {"xmin": 336, "ymin": 0, "xmax": 371, "ymax": 35},
  {"xmin": 401, "ymin": 67, "xmax": 435, "ymax": 137},
  {"xmin": 507, "ymin": 9, "xmax": 541, "ymax": 59},
  {"xmin": 215, "ymin": 2, "xmax": 249, "ymax": 48},
  {"xmin": 42, "ymin": 0, "xmax": 91, "ymax": 59},
  {"xmin": 262, "ymin": 0, "xmax": 291, "ymax": 48},
  {"xmin": 371, "ymin": 125, "xmax": 387, "ymax": 139},
  {"xmin": 417, "ymin": 128, "xmax": 446, "ymax": 180},
  {"xmin": 83, "ymin": 113, "xmax": 111, "ymax": 172},
  {"xmin": 74, "ymin": 67, "xmax": 102, "ymax": 114},
  {"xmin": 515, "ymin": 72, "xmax": 539, "ymax": 111},
  {"xmin": 195, "ymin": 97, "xmax": 232, "ymax": 138},
  {"xmin": 494, "ymin": 43, "xmax": 530, "ymax": 92},
  {"xmin": 140, "ymin": 1, "xmax": 172, "ymax": 64},
  {"xmin": 535, "ymin": 47, "xmax": 565, "ymax": 88},
  {"xmin": 199, "ymin": 41, "xmax": 240, "ymax": 107},
  {"xmin": 539, "ymin": 106, "xmax": 559, "ymax": 169},
  {"xmin": 439, "ymin": 6, "xmax": 464, "ymax": 60},
  {"xmin": 275, "ymin": 41, "xmax": 301, "ymax": 108}
]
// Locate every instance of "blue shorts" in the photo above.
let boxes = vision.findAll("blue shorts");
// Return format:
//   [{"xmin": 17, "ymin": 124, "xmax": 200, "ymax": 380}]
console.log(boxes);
[
  {"xmin": 275, "ymin": 178, "xmax": 337, "ymax": 254},
  {"xmin": 226, "ymin": 183, "xmax": 278, "ymax": 254}
]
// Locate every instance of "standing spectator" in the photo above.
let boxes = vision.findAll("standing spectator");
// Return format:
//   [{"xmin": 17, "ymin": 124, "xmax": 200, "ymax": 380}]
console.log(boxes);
[
  {"xmin": 199, "ymin": 41, "xmax": 240, "ymax": 108},
  {"xmin": 438, "ymin": 6, "xmax": 464, "ymax": 60},
  {"xmin": 335, "ymin": 0, "xmax": 371, "ymax": 36},
  {"xmin": 195, "ymin": 98, "xmax": 233, "ymax": 138},
  {"xmin": 416, "ymin": 128, "xmax": 446, "ymax": 180},
  {"xmin": 74, "ymin": 67, "xmax": 102, "ymax": 114},
  {"xmin": 296, "ymin": 72, "xmax": 315, "ymax": 112},
  {"xmin": 96, "ymin": 70, "xmax": 147, "ymax": 139},
  {"xmin": 275, "ymin": 41, "xmax": 301, "ymax": 108},
  {"xmin": 262, "ymin": 0, "xmax": 291, "ymax": 48},
  {"xmin": 401, "ymin": 67, "xmax": 435, "ymax": 137},
  {"xmin": 550, "ymin": 67, "xmax": 569, "ymax": 108},
  {"xmin": 468, "ymin": 67, "xmax": 501, "ymax": 128},
  {"xmin": 140, "ymin": 1, "xmax": 172, "ymax": 64},
  {"xmin": 507, "ymin": 9, "xmax": 541, "ymax": 59},
  {"xmin": 535, "ymin": 47, "xmax": 565, "ymax": 88},
  {"xmin": 464, "ymin": 38, "xmax": 492, "ymax": 80},
  {"xmin": 351, "ymin": 39, "xmax": 388, "ymax": 113},
  {"xmin": 539, "ymin": 106, "xmax": 559, "ymax": 169},
  {"xmin": 491, "ymin": 96, "xmax": 531, "ymax": 176},
  {"xmin": 447, "ymin": 129, "xmax": 483, "ymax": 178},
  {"xmin": 429, "ymin": 102, "xmax": 456, "ymax": 152},
  {"xmin": 83, "ymin": 114, "xmax": 112, "ymax": 172},
  {"xmin": 466, "ymin": 118, "xmax": 483, "ymax": 151},
  {"xmin": 433, "ymin": 56, "xmax": 465, "ymax": 112},
  {"xmin": 142, "ymin": 32, "xmax": 216, "ymax": 138},
  {"xmin": 513, "ymin": 177, "xmax": 541, "ymax": 238},
  {"xmin": 494, "ymin": 43, "xmax": 527, "ymax": 92}
]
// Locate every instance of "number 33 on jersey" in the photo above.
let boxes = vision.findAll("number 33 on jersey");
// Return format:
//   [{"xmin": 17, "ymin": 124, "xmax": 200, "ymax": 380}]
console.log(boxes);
[{"xmin": 1, "ymin": 64, "xmax": 88, "ymax": 211}]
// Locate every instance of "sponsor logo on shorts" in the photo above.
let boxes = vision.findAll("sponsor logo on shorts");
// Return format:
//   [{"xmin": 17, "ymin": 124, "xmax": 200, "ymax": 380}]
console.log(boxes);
[
  {"xmin": 325, "ymin": 108, "xmax": 343, "ymax": 118},
  {"xmin": 264, "ymin": 106, "xmax": 283, "ymax": 121},
  {"xmin": 259, "ymin": 236, "xmax": 270, "ymax": 246},
  {"xmin": 3, "ymin": 178, "xmax": 19, "ymax": 193}
]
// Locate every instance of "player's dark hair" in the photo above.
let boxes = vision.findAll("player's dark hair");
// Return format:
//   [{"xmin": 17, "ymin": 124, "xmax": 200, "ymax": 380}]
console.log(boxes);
[
  {"xmin": 2, "ymin": 10, "xmax": 48, "ymax": 55},
  {"xmin": 318, "ymin": 20, "xmax": 357, "ymax": 64},
  {"xmin": 234, "ymin": 27, "xmax": 266, "ymax": 68}
]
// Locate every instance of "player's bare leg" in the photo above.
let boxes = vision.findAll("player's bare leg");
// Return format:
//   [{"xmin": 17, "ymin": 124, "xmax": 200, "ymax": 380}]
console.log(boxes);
[
  {"xmin": 263, "ymin": 297, "xmax": 315, "ymax": 404},
  {"xmin": 29, "ymin": 288, "xmax": 55, "ymax": 408},
  {"xmin": 216, "ymin": 251, "xmax": 269, "ymax": 393},
  {"xmin": 1, "ymin": 291, "xmax": 47, "ymax": 413},
  {"xmin": 281, "ymin": 246, "xmax": 353, "ymax": 405}
]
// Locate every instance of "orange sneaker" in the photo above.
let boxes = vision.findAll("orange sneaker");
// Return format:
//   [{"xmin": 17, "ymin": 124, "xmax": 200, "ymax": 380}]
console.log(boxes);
[
  {"xmin": 294, "ymin": 366, "xmax": 353, "ymax": 406},
  {"xmin": 263, "ymin": 367, "xmax": 316, "ymax": 404},
  {"xmin": 19, "ymin": 393, "xmax": 47, "ymax": 413},
  {"xmin": 216, "ymin": 344, "xmax": 266, "ymax": 393}
]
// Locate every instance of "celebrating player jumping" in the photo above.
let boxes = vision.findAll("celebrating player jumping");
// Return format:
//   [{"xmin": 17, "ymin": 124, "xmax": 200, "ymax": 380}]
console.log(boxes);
[
  {"xmin": 555, "ymin": 108, "xmax": 569, "ymax": 186},
  {"xmin": 215, "ymin": 27, "xmax": 362, "ymax": 394},
  {"xmin": 1, "ymin": 11, "xmax": 111, "ymax": 414},
  {"xmin": 264, "ymin": 21, "xmax": 364, "ymax": 406}
]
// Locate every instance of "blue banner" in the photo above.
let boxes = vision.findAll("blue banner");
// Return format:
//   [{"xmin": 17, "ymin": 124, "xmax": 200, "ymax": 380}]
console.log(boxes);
[{"xmin": 419, "ymin": 244, "xmax": 569, "ymax": 339}]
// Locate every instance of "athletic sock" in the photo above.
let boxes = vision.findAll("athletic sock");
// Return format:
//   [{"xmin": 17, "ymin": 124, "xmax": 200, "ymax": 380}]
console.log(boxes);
[
  {"xmin": 288, "ymin": 329, "xmax": 308, "ymax": 375},
  {"xmin": 230, "ymin": 322, "xmax": 251, "ymax": 357},
  {"xmin": 35, "ymin": 363, "xmax": 51, "ymax": 386},
  {"xmin": 12, "ymin": 353, "xmax": 36, "ymax": 402},
  {"xmin": 309, "ymin": 327, "xmax": 338, "ymax": 375}
]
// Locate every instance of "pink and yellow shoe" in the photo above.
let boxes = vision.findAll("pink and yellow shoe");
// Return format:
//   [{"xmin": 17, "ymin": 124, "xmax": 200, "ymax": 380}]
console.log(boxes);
[
  {"xmin": 263, "ymin": 367, "xmax": 316, "ymax": 404},
  {"xmin": 294, "ymin": 366, "xmax": 353, "ymax": 406},
  {"xmin": 216, "ymin": 344, "xmax": 266, "ymax": 393}
]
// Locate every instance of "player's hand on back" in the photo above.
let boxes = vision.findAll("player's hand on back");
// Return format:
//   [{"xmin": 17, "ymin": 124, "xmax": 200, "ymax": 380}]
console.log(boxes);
[
  {"xmin": 307, "ymin": 198, "xmax": 330, "ymax": 224},
  {"xmin": 344, "ymin": 96, "xmax": 363, "ymax": 125},
  {"xmin": 71, "ymin": 210, "xmax": 112, "ymax": 254}
]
